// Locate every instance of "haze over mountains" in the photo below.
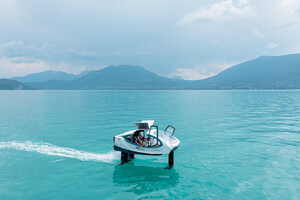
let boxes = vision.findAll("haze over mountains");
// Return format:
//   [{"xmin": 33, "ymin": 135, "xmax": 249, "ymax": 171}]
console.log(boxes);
[{"xmin": 1, "ymin": 53, "xmax": 300, "ymax": 90}]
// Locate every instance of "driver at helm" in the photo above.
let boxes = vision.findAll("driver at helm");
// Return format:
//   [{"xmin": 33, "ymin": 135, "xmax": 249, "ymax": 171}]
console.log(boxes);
[{"xmin": 133, "ymin": 131, "xmax": 148, "ymax": 149}]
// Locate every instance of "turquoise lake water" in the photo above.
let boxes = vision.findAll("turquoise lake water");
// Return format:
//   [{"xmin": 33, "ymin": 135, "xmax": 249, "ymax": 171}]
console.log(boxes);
[{"xmin": 0, "ymin": 90, "xmax": 300, "ymax": 199}]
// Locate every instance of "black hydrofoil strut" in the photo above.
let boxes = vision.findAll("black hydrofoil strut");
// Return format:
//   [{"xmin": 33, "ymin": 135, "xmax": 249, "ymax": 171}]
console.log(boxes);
[
  {"xmin": 121, "ymin": 152, "xmax": 135, "ymax": 164},
  {"xmin": 165, "ymin": 151, "xmax": 174, "ymax": 169},
  {"xmin": 120, "ymin": 151, "xmax": 174, "ymax": 169}
]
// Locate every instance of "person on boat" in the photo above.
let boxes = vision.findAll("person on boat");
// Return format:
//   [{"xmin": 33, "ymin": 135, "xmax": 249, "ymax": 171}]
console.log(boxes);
[
  {"xmin": 133, "ymin": 131, "xmax": 140, "ymax": 143},
  {"xmin": 133, "ymin": 131, "xmax": 147, "ymax": 149}
]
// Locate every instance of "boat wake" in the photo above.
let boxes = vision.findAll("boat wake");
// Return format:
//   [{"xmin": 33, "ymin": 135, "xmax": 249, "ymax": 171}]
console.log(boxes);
[{"xmin": 0, "ymin": 141, "xmax": 120, "ymax": 164}]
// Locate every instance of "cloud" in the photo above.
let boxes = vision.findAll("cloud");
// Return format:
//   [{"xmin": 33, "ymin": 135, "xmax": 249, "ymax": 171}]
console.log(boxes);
[
  {"xmin": 271, "ymin": 0, "xmax": 300, "ymax": 29},
  {"xmin": 76, "ymin": 50, "xmax": 98, "ymax": 58},
  {"xmin": 170, "ymin": 61, "xmax": 239, "ymax": 80},
  {"xmin": 170, "ymin": 68, "xmax": 213, "ymax": 80},
  {"xmin": 0, "ymin": 40, "xmax": 54, "ymax": 58},
  {"xmin": 66, "ymin": 49, "xmax": 99, "ymax": 60},
  {"xmin": 266, "ymin": 41, "xmax": 278, "ymax": 49},
  {"xmin": 178, "ymin": 0, "xmax": 256, "ymax": 25},
  {"xmin": 0, "ymin": 57, "xmax": 50, "ymax": 78},
  {"xmin": 1, "ymin": 0, "xmax": 300, "ymax": 79},
  {"xmin": 1, "ymin": 40, "xmax": 99, "ymax": 61},
  {"xmin": 0, "ymin": 40, "xmax": 104, "ymax": 77},
  {"xmin": 246, "ymin": 29, "xmax": 264, "ymax": 39},
  {"xmin": 0, "ymin": 56, "xmax": 92, "ymax": 78}
]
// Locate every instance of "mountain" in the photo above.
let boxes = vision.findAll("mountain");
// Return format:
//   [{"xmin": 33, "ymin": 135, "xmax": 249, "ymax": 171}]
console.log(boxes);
[
  {"xmin": 28, "ymin": 65, "xmax": 189, "ymax": 89},
  {"xmin": 70, "ymin": 65, "xmax": 188, "ymax": 89},
  {"xmin": 195, "ymin": 54, "xmax": 300, "ymax": 89},
  {"xmin": 11, "ymin": 70, "xmax": 92, "ymax": 83},
  {"xmin": 0, "ymin": 79, "xmax": 34, "ymax": 90},
  {"xmin": 16, "ymin": 54, "xmax": 300, "ymax": 89}
]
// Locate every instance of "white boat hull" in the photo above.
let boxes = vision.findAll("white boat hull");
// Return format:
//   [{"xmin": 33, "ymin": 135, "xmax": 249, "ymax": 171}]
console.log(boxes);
[{"xmin": 113, "ymin": 130, "xmax": 180, "ymax": 156}]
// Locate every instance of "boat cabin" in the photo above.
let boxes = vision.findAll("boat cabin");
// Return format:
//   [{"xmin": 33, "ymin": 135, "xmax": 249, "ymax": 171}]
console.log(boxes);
[{"xmin": 123, "ymin": 121, "xmax": 162, "ymax": 148}]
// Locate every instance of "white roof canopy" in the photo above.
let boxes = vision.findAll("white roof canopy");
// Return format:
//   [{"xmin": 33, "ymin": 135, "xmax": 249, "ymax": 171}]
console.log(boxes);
[{"xmin": 135, "ymin": 120, "xmax": 156, "ymax": 130}]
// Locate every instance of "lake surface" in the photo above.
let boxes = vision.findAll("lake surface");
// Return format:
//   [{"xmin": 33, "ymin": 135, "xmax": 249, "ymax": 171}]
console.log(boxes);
[{"xmin": 0, "ymin": 90, "xmax": 300, "ymax": 199}]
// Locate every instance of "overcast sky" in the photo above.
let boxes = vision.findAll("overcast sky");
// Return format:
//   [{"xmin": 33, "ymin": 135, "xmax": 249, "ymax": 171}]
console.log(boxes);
[{"xmin": 1, "ymin": 0, "xmax": 300, "ymax": 79}]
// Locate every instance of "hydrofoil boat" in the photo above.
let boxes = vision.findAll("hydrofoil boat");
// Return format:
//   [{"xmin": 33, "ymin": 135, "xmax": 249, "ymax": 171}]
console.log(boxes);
[{"xmin": 113, "ymin": 120, "xmax": 180, "ymax": 169}]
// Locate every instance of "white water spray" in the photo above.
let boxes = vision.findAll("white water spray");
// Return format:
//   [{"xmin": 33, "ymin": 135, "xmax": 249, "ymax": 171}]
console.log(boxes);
[{"xmin": 0, "ymin": 141, "xmax": 120, "ymax": 163}]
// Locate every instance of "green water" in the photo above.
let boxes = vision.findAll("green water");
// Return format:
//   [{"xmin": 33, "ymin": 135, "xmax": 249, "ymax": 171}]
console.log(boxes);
[{"xmin": 0, "ymin": 90, "xmax": 300, "ymax": 199}]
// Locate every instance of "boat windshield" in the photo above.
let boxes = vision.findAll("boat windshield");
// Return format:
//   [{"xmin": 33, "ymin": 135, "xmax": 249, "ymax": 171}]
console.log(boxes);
[{"xmin": 147, "ymin": 129, "xmax": 177, "ymax": 143}]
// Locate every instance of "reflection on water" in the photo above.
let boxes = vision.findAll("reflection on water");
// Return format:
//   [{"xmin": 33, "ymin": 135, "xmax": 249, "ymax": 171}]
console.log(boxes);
[{"xmin": 113, "ymin": 162, "xmax": 180, "ymax": 195}]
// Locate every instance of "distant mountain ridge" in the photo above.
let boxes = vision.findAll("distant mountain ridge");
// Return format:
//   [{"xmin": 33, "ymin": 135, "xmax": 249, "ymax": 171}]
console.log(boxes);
[
  {"xmin": 195, "ymin": 54, "xmax": 300, "ymax": 89},
  {"xmin": 0, "ymin": 79, "xmax": 34, "ymax": 90},
  {"xmin": 27, "ymin": 65, "xmax": 188, "ymax": 89},
  {"xmin": 12, "ymin": 70, "xmax": 92, "ymax": 83},
  {"xmin": 7, "ymin": 53, "xmax": 300, "ymax": 90}
]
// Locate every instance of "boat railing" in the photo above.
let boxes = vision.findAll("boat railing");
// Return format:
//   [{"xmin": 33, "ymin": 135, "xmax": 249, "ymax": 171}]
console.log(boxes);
[
  {"xmin": 164, "ymin": 125, "xmax": 175, "ymax": 136},
  {"xmin": 149, "ymin": 125, "xmax": 159, "ymax": 146}
]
